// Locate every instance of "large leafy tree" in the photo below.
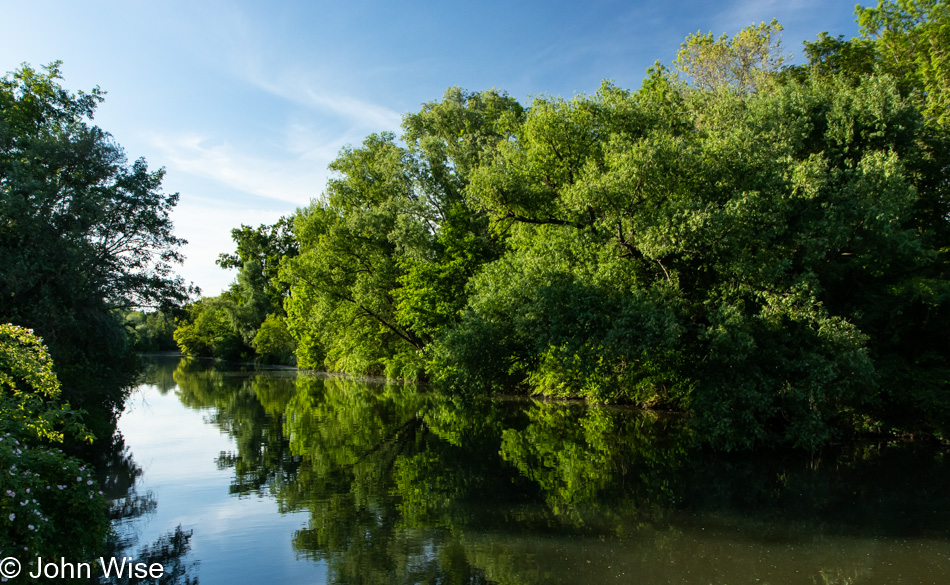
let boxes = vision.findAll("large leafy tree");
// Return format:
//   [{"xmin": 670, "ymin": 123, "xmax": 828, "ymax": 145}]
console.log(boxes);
[
  {"xmin": 0, "ymin": 62, "xmax": 191, "ymax": 419},
  {"xmin": 217, "ymin": 216, "xmax": 298, "ymax": 317},
  {"xmin": 436, "ymin": 48, "xmax": 948, "ymax": 448},
  {"xmin": 282, "ymin": 88, "xmax": 522, "ymax": 378}
]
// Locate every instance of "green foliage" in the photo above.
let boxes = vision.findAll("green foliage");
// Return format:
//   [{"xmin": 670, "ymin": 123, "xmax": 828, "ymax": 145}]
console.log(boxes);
[
  {"xmin": 282, "ymin": 89, "xmax": 521, "ymax": 378},
  {"xmin": 283, "ymin": 185, "xmax": 422, "ymax": 376},
  {"xmin": 225, "ymin": 259, "xmax": 271, "ymax": 346},
  {"xmin": 0, "ymin": 324, "xmax": 108, "ymax": 562},
  {"xmin": 0, "ymin": 62, "xmax": 192, "ymax": 421},
  {"xmin": 436, "ymin": 64, "xmax": 948, "ymax": 448},
  {"xmin": 252, "ymin": 313, "xmax": 297, "ymax": 365},
  {"xmin": 801, "ymin": 32, "xmax": 877, "ymax": 79},
  {"xmin": 214, "ymin": 11, "xmax": 950, "ymax": 450},
  {"xmin": 217, "ymin": 217, "xmax": 298, "ymax": 315},
  {"xmin": 857, "ymin": 0, "xmax": 950, "ymax": 128},
  {"xmin": 173, "ymin": 296, "xmax": 249, "ymax": 361},
  {"xmin": 673, "ymin": 19, "xmax": 788, "ymax": 93},
  {"xmin": 125, "ymin": 310, "xmax": 177, "ymax": 352}
]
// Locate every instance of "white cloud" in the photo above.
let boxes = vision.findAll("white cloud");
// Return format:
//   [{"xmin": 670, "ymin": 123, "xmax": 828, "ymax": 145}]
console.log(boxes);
[
  {"xmin": 206, "ymin": 1, "xmax": 403, "ymax": 135},
  {"xmin": 258, "ymin": 74, "xmax": 404, "ymax": 133},
  {"xmin": 150, "ymin": 133, "xmax": 328, "ymax": 207}
]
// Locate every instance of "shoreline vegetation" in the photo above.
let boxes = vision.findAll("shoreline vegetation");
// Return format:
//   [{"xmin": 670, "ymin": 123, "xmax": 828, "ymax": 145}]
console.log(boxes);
[
  {"xmin": 155, "ymin": 353, "xmax": 950, "ymax": 446},
  {"xmin": 171, "ymin": 3, "xmax": 950, "ymax": 451}
]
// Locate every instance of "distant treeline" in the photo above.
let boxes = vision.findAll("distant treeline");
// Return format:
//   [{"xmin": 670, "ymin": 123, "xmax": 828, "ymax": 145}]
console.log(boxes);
[{"xmin": 174, "ymin": 2, "xmax": 950, "ymax": 450}]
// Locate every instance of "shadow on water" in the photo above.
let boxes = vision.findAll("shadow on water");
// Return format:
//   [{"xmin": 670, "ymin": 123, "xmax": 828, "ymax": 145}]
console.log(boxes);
[{"xmin": 117, "ymin": 356, "xmax": 950, "ymax": 585}]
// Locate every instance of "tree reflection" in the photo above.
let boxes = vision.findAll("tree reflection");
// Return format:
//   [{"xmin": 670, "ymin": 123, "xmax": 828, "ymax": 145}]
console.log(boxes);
[
  {"xmin": 96, "ymin": 391, "xmax": 200, "ymax": 585},
  {"xmin": 164, "ymin": 358, "xmax": 950, "ymax": 585},
  {"xmin": 172, "ymin": 358, "xmax": 300, "ymax": 496}
]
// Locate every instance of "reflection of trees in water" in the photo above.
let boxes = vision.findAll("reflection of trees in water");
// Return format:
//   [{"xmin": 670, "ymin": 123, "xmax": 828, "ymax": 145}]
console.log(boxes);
[
  {"xmin": 99, "ymin": 526, "xmax": 198, "ymax": 585},
  {"xmin": 96, "ymin": 358, "xmax": 200, "ymax": 585},
  {"xmin": 281, "ymin": 376, "xmax": 495, "ymax": 584},
  {"xmin": 164, "ymin": 357, "xmax": 950, "ymax": 585},
  {"xmin": 172, "ymin": 358, "xmax": 301, "ymax": 496},
  {"xmin": 96, "ymin": 431, "xmax": 156, "ymax": 557},
  {"xmin": 138, "ymin": 355, "xmax": 182, "ymax": 395}
]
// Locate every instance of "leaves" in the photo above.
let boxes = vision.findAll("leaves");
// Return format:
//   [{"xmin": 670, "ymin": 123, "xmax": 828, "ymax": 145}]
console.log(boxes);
[
  {"xmin": 0, "ymin": 63, "xmax": 192, "ymax": 417},
  {"xmin": 673, "ymin": 19, "xmax": 788, "ymax": 93}
]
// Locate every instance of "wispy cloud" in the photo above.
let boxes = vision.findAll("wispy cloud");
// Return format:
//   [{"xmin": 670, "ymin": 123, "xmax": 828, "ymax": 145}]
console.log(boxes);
[
  {"xmin": 151, "ymin": 133, "xmax": 329, "ymax": 206},
  {"xmin": 207, "ymin": 1, "xmax": 403, "ymax": 135},
  {"xmin": 250, "ymin": 72, "xmax": 404, "ymax": 133}
]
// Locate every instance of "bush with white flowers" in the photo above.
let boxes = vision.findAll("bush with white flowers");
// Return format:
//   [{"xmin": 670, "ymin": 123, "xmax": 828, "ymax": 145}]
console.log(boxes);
[{"xmin": 0, "ymin": 324, "xmax": 108, "ymax": 562}]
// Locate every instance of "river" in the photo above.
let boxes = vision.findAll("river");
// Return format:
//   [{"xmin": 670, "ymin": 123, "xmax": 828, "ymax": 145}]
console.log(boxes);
[{"xmin": 107, "ymin": 355, "xmax": 950, "ymax": 584}]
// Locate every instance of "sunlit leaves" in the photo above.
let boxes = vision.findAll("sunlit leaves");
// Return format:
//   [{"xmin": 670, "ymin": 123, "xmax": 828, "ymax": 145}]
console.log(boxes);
[{"xmin": 673, "ymin": 19, "xmax": 788, "ymax": 93}]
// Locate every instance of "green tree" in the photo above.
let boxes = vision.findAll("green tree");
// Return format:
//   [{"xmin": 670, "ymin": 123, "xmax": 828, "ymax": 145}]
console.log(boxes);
[
  {"xmin": 283, "ymin": 134, "xmax": 425, "ymax": 376},
  {"xmin": 282, "ymin": 88, "xmax": 522, "ymax": 378},
  {"xmin": 856, "ymin": 0, "xmax": 950, "ymax": 127},
  {"xmin": 173, "ymin": 296, "xmax": 248, "ymax": 360},
  {"xmin": 125, "ymin": 309, "xmax": 177, "ymax": 352},
  {"xmin": 436, "ymin": 64, "xmax": 947, "ymax": 448},
  {"xmin": 0, "ymin": 62, "xmax": 192, "ymax": 422},
  {"xmin": 673, "ymin": 19, "xmax": 788, "ymax": 93},
  {"xmin": 252, "ymin": 312, "xmax": 296, "ymax": 365},
  {"xmin": 393, "ymin": 87, "xmax": 521, "ymax": 343},
  {"xmin": 801, "ymin": 32, "xmax": 877, "ymax": 79},
  {"xmin": 217, "ymin": 216, "xmax": 298, "ymax": 317}
]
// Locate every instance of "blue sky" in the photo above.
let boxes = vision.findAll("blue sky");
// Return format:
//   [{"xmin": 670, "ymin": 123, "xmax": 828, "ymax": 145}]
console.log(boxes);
[{"xmin": 2, "ymin": 0, "xmax": 865, "ymax": 296}]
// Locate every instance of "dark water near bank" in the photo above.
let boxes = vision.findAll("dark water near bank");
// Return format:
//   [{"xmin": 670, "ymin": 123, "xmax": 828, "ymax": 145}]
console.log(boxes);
[{"xmin": 110, "ymin": 356, "xmax": 950, "ymax": 584}]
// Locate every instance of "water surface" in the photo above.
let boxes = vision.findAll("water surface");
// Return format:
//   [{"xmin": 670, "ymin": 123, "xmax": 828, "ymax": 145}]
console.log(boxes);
[{"xmin": 110, "ymin": 356, "xmax": 950, "ymax": 584}]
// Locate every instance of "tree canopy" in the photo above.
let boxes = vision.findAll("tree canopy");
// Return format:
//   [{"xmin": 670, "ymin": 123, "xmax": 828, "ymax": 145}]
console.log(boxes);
[
  {"xmin": 0, "ymin": 62, "xmax": 192, "ymax": 421},
  {"xmin": 178, "ymin": 1, "xmax": 950, "ymax": 450}
]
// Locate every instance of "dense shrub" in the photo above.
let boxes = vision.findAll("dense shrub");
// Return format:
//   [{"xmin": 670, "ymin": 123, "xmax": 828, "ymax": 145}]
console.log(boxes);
[{"xmin": 0, "ymin": 324, "xmax": 108, "ymax": 563}]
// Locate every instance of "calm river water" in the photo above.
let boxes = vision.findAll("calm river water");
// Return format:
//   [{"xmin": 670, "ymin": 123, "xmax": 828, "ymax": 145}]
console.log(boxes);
[{"xmin": 108, "ymin": 356, "xmax": 950, "ymax": 584}]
